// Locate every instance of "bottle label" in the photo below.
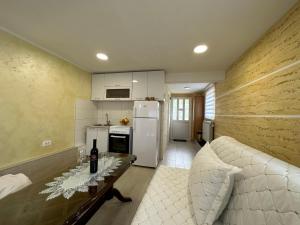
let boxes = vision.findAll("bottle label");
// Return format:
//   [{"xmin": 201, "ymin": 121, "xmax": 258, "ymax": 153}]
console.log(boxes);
[{"xmin": 90, "ymin": 155, "xmax": 97, "ymax": 161}]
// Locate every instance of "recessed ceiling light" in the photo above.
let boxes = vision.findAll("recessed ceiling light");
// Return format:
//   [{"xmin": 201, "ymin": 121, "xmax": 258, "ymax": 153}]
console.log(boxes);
[
  {"xmin": 193, "ymin": 44, "xmax": 208, "ymax": 54},
  {"xmin": 184, "ymin": 87, "xmax": 191, "ymax": 89},
  {"xmin": 96, "ymin": 53, "xmax": 108, "ymax": 61},
  {"xmin": 132, "ymin": 80, "xmax": 139, "ymax": 83}
]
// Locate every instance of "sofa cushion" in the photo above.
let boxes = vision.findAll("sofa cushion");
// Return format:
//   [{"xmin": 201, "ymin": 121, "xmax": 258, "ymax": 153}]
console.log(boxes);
[
  {"xmin": 131, "ymin": 165, "xmax": 223, "ymax": 225},
  {"xmin": 131, "ymin": 165, "xmax": 196, "ymax": 225},
  {"xmin": 188, "ymin": 143, "xmax": 241, "ymax": 225},
  {"xmin": 210, "ymin": 136, "xmax": 300, "ymax": 225}
]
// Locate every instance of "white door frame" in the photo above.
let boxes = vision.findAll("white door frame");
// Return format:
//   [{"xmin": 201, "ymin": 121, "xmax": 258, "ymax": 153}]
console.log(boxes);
[{"xmin": 170, "ymin": 96, "xmax": 192, "ymax": 141}]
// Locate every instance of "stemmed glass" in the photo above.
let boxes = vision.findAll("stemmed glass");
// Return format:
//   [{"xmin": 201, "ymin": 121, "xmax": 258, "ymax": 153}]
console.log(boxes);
[
  {"xmin": 77, "ymin": 147, "xmax": 86, "ymax": 167},
  {"xmin": 99, "ymin": 152, "xmax": 109, "ymax": 170}
]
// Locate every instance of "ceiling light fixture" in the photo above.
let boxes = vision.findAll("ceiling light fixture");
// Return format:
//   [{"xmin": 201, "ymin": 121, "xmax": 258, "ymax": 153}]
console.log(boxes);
[
  {"xmin": 96, "ymin": 53, "xmax": 109, "ymax": 61},
  {"xmin": 132, "ymin": 80, "xmax": 138, "ymax": 83},
  {"xmin": 184, "ymin": 87, "xmax": 191, "ymax": 89},
  {"xmin": 193, "ymin": 44, "xmax": 208, "ymax": 54}
]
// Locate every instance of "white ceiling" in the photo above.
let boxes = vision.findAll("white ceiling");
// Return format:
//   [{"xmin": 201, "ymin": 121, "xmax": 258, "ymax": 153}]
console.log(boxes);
[
  {"xmin": 167, "ymin": 83, "xmax": 209, "ymax": 94},
  {"xmin": 0, "ymin": 0, "xmax": 296, "ymax": 73}
]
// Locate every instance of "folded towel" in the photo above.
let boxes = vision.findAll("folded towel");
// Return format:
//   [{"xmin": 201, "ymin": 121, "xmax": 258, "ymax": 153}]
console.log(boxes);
[{"xmin": 0, "ymin": 173, "xmax": 32, "ymax": 200}]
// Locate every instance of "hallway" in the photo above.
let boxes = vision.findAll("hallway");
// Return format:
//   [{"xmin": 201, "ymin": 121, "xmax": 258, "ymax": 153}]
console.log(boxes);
[{"xmin": 160, "ymin": 141, "xmax": 200, "ymax": 169}]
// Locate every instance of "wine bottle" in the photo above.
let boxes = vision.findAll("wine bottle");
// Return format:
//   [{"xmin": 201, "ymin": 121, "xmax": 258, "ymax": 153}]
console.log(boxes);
[{"xmin": 90, "ymin": 139, "xmax": 98, "ymax": 173}]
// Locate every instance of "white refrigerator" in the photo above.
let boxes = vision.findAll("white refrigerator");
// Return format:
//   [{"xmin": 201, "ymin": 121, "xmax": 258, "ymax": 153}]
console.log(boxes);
[{"xmin": 133, "ymin": 101, "xmax": 160, "ymax": 168}]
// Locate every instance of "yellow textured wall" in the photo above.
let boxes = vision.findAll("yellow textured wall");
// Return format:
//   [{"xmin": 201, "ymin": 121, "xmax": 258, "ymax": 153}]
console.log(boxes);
[
  {"xmin": 0, "ymin": 30, "xmax": 91, "ymax": 169},
  {"xmin": 215, "ymin": 2, "xmax": 300, "ymax": 166}
]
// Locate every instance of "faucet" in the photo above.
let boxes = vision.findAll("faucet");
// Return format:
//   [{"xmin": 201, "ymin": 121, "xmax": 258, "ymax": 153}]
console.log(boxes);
[{"xmin": 105, "ymin": 113, "xmax": 111, "ymax": 126}]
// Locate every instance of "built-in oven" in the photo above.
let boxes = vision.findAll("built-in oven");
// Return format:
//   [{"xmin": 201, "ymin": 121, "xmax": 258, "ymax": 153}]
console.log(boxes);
[{"xmin": 109, "ymin": 126, "xmax": 132, "ymax": 154}]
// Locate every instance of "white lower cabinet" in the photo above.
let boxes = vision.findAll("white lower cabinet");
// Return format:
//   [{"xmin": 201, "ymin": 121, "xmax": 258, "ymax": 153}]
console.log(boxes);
[{"xmin": 86, "ymin": 127, "xmax": 108, "ymax": 154}]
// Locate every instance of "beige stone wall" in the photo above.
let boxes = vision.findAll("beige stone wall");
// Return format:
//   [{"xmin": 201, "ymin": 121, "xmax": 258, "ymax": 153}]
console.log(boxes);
[
  {"xmin": 215, "ymin": 2, "xmax": 300, "ymax": 167},
  {"xmin": 0, "ymin": 30, "xmax": 91, "ymax": 169}
]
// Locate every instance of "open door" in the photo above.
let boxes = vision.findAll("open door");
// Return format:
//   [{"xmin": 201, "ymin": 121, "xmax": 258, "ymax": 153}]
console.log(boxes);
[{"xmin": 170, "ymin": 97, "xmax": 191, "ymax": 141}]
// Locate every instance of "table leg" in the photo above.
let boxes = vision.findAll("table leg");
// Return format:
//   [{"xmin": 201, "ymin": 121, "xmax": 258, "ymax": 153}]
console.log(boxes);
[{"xmin": 107, "ymin": 188, "xmax": 132, "ymax": 202}]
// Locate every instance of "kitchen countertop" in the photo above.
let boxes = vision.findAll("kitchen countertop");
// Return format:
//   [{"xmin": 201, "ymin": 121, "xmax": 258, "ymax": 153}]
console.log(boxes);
[{"xmin": 87, "ymin": 125, "xmax": 110, "ymax": 128}]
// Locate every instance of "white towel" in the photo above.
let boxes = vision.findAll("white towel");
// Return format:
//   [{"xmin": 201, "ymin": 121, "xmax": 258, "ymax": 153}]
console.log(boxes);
[{"xmin": 0, "ymin": 173, "xmax": 32, "ymax": 200}]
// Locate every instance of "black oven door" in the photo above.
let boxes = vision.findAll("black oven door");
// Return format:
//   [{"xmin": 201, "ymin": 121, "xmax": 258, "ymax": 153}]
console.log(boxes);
[{"xmin": 109, "ymin": 133, "xmax": 130, "ymax": 154}]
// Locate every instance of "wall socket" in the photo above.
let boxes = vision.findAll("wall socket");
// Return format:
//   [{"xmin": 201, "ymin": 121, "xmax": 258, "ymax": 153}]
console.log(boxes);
[{"xmin": 41, "ymin": 140, "xmax": 52, "ymax": 147}]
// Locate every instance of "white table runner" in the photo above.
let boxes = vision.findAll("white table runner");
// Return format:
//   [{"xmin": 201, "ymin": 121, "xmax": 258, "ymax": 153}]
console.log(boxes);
[{"xmin": 40, "ymin": 156, "xmax": 121, "ymax": 200}]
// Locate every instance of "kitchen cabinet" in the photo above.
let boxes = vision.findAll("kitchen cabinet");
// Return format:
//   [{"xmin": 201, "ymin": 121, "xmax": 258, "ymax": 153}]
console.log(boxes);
[
  {"xmin": 132, "ymin": 72, "xmax": 148, "ymax": 100},
  {"xmin": 147, "ymin": 71, "xmax": 165, "ymax": 100},
  {"xmin": 104, "ymin": 73, "xmax": 132, "ymax": 87},
  {"xmin": 91, "ymin": 74, "xmax": 105, "ymax": 100},
  {"xmin": 86, "ymin": 127, "xmax": 108, "ymax": 154},
  {"xmin": 91, "ymin": 70, "xmax": 165, "ymax": 101}
]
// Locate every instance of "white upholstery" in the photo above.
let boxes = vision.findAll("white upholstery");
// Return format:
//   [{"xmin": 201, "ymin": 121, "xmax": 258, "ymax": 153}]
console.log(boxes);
[
  {"xmin": 210, "ymin": 136, "xmax": 300, "ymax": 225},
  {"xmin": 131, "ymin": 165, "xmax": 197, "ymax": 225},
  {"xmin": 131, "ymin": 136, "xmax": 300, "ymax": 225},
  {"xmin": 188, "ymin": 143, "xmax": 241, "ymax": 225}
]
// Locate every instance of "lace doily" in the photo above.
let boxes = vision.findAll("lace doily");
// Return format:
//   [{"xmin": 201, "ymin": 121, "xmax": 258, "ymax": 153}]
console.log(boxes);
[{"xmin": 40, "ymin": 156, "xmax": 122, "ymax": 200}]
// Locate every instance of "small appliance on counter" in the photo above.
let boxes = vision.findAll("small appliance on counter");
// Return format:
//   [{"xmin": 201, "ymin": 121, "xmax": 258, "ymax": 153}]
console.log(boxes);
[
  {"xmin": 108, "ymin": 126, "xmax": 133, "ymax": 154},
  {"xmin": 132, "ymin": 101, "xmax": 160, "ymax": 168}
]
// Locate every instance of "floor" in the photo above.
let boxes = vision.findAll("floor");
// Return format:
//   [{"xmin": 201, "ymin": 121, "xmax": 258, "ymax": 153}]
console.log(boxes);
[
  {"xmin": 161, "ymin": 140, "xmax": 199, "ymax": 169},
  {"xmin": 88, "ymin": 141, "xmax": 199, "ymax": 225},
  {"xmin": 87, "ymin": 166, "xmax": 155, "ymax": 225}
]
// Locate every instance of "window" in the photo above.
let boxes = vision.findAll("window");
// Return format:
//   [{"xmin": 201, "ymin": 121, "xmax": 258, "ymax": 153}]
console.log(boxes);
[
  {"xmin": 172, "ymin": 98, "xmax": 177, "ymax": 120},
  {"xmin": 204, "ymin": 85, "xmax": 215, "ymax": 120},
  {"xmin": 172, "ymin": 97, "xmax": 190, "ymax": 121},
  {"xmin": 184, "ymin": 99, "xmax": 189, "ymax": 121}
]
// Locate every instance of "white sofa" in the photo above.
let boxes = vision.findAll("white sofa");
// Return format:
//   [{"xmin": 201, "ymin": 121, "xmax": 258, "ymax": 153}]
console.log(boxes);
[{"xmin": 131, "ymin": 136, "xmax": 300, "ymax": 225}]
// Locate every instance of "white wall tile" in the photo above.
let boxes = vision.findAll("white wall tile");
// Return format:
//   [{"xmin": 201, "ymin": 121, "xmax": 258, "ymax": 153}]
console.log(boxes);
[
  {"xmin": 97, "ymin": 101, "xmax": 133, "ymax": 125},
  {"xmin": 75, "ymin": 99, "xmax": 98, "ymax": 146},
  {"xmin": 75, "ymin": 99, "xmax": 98, "ymax": 120}
]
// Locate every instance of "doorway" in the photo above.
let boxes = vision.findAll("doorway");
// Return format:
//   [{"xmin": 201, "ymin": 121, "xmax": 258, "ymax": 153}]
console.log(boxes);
[{"xmin": 170, "ymin": 97, "xmax": 191, "ymax": 141}]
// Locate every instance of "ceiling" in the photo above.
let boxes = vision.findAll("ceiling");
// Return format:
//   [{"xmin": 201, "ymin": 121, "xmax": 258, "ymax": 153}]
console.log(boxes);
[
  {"xmin": 167, "ymin": 83, "xmax": 209, "ymax": 94},
  {"xmin": 0, "ymin": 0, "xmax": 297, "ymax": 73}
]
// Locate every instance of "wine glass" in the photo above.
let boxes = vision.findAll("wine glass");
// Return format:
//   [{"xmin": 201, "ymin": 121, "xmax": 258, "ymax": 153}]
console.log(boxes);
[{"xmin": 77, "ymin": 147, "xmax": 86, "ymax": 166}]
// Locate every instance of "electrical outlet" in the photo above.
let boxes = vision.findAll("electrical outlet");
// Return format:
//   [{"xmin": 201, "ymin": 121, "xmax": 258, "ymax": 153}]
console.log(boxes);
[{"xmin": 41, "ymin": 140, "xmax": 52, "ymax": 147}]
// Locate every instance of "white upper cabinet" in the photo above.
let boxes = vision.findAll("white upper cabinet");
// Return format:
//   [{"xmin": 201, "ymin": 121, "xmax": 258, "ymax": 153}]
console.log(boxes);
[
  {"xmin": 147, "ymin": 71, "xmax": 165, "ymax": 100},
  {"xmin": 91, "ymin": 74, "xmax": 105, "ymax": 100},
  {"xmin": 91, "ymin": 71, "xmax": 165, "ymax": 101},
  {"xmin": 132, "ymin": 72, "xmax": 148, "ymax": 100},
  {"xmin": 104, "ymin": 73, "xmax": 132, "ymax": 87}
]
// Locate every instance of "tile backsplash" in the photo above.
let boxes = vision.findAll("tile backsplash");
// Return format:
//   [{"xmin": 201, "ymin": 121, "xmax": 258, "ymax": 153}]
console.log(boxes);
[
  {"xmin": 75, "ymin": 99, "xmax": 98, "ymax": 147},
  {"xmin": 74, "ymin": 100, "xmax": 133, "ymax": 147},
  {"xmin": 97, "ymin": 101, "xmax": 134, "ymax": 126}
]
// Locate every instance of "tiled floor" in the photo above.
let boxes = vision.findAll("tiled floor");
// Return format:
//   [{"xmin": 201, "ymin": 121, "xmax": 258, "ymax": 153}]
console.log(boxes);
[{"xmin": 160, "ymin": 140, "xmax": 200, "ymax": 169}]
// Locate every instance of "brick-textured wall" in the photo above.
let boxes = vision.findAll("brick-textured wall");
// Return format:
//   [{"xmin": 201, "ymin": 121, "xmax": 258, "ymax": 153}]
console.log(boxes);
[{"xmin": 215, "ymin": 2, "xmax": 300, "ymax": 166}]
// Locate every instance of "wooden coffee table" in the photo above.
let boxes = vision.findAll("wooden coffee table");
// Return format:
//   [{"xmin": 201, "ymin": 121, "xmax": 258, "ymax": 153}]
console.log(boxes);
[{"xmin": 0, "ymin": 153, "xmax": 136, "ymax": 225}]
